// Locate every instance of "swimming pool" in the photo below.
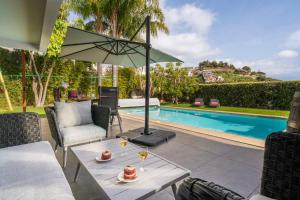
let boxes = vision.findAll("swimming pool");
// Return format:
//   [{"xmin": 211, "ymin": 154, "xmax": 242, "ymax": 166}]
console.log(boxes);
[{"xmin": 122, "ymin": 107, "xmax": 287, "ymax": 139}]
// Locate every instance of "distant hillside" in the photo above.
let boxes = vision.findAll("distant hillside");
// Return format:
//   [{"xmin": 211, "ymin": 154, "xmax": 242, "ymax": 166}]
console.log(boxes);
[{"xmin": 191, "ymin": 60, "xmax": 276, "ymax": 83}]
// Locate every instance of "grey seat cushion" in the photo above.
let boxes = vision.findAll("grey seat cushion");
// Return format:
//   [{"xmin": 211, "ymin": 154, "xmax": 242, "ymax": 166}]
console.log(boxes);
[
  {"xmin": 54, "ymin": 101, "xmax": 93, "ymax": 128},
  {"xmin": 61, "ymin": 124, "xmax": 106, "ymax": 146},
  {"xmin": 0, "ymin": 141, "xmax": 74, "ymax": 200}
]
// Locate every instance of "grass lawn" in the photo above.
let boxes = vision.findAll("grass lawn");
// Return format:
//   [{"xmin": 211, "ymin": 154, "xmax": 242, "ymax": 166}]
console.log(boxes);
[
  {"xmin": 0, "ymin": 106, "xmax": 46, "ymax": 117},
  {"xmin": 161, "ymin": 103, "xmax": 289, "ymax": 118},
  {"xmin": 0, "ymin": 103, "xmax": 290, "ymax": 118}
]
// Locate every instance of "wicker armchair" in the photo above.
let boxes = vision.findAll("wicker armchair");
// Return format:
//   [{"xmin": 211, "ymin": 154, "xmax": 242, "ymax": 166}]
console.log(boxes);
[
  {"xmin": 45, "ymin": 105, "xmax": 110, "ymax": 167},
  {"xmin": 260, "ymin": 132, "xmax": 300, "ymax": 199},
  {"xmin": 0, "ymin": 112, "xmax": 41, "ymax": 148}
]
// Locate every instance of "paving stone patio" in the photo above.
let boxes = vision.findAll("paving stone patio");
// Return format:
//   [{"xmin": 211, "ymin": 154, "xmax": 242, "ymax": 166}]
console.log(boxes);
[{"xmin": 41, "ymin": 117, "xmax": 264, "ymax": 200}]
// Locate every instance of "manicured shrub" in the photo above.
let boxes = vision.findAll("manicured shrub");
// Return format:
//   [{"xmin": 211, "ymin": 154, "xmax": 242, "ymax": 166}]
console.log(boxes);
[{"xmin": 192, "ymin": 81, "xmax": 300, "ymax": 110}]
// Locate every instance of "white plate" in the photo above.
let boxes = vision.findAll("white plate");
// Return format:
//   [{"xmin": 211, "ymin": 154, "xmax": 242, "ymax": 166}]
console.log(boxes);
[
  {"xmin": 95, "ymin": 155, "xmax": 113, "ymax": 162},
  {"xmin": 117, "ymin": 171, "xmax": 139, "ymax": 183}
]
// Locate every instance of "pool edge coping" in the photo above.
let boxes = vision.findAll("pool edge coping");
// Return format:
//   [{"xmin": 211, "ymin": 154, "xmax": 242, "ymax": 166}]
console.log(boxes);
[
  {"xmin": 160, "ymin": 105, "xmax": 288, "ymax": 119},
  {"xmin": 120, "ymin": 112, "xmax": 265, "ymax": 149}
]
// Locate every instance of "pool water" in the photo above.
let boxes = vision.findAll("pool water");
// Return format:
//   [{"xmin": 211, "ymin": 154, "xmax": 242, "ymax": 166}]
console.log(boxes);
[{"xmin": 122, "ymin": 107, "xmax": 287, "ymax": 139}]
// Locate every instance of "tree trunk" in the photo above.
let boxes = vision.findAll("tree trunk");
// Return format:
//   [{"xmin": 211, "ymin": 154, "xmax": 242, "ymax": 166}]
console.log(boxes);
[
  {"xmin": 111, "ymin": 10, "xmax": 119, "ymax": 87},
  {"xmin": 0, "ymin": 71, "xmax": 13, "ymax": 111},
  {"xmin": 30, "ymin": 52, "xmax": 44, "ymax": 106},
  {"xmin": 41, "ymin": 60, "xmax": 55, "ymax": 106},
  {"xmin": 97, "ymin": 63, "xmax": 102, "ymax": 87},
  {"xmin": 28, "ymin": 52, "xmax": 55, "ymax": 107},
  {"xmin": 112, "ymin": 65, "xmax": 118, "ymax": 87},
  {"xmin": 32, "ymin": 79, "xmax": 39, "ymax": 106}
]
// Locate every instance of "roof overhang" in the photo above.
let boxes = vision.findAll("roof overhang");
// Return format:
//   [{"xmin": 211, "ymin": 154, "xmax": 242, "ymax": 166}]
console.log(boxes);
[{"xmin": 0, "ymin": 0, "xmax": 62, "ymax": 52}]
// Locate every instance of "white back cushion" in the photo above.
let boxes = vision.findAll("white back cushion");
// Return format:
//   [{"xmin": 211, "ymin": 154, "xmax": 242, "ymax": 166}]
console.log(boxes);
[{"xmin": 54, "ymin": 101, "xmax": 93, "ymax": 128}]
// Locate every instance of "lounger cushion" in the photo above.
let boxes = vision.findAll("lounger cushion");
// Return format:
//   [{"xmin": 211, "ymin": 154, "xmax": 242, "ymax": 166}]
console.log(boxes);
[
  {"xmin": 61, "ymin": 124, "xmax": 106, "ymax": 146},
  {"xmin": 0, "ymin": 141, "xmax": 74, "ymax": 200},
  {"xmin": 54, "ymin": 101, "xmax": 93, "ymax": 128},
  {"xmin": 210, "ymin": 102, "xmax": 219, "ymax": 107},
  {"xmin": 193, "ymin": 102, "xmax": 204, "ymax": 106}
]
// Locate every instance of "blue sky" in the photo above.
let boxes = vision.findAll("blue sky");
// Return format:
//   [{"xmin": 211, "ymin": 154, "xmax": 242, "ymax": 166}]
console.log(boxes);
[{"xmin": 152, "ymin": 0, "xmax": 300, "ymax": 80}]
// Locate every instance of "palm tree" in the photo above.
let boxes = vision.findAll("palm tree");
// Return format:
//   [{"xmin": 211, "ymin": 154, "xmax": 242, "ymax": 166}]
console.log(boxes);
[
  {"xmin": 70, "ymin": 0, "xmax": 169, "ymax": 86},
  {"xmin": 103, "ymin": 0, "xmax": 168, "ymax": 38},
  {"xmin": 71, "ymin": 0, "xmax": 107, "ymax": 33},
  {"xmin": 71, "ymin": 0, "xmax": 108, "ymax": 86},
  {"xmin": 103, "ymin": 0, "xmax": 169, "ymax": 86}
]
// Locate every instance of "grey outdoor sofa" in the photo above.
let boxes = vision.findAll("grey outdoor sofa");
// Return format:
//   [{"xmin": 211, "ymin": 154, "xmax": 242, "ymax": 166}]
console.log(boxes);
[
  {"xmin": 0, "ymin": 112, "xmax": 75, "ymax": 200},
  {"xmin": 45, "ymin": 101, "xmax": 111, "ymax": 168}
]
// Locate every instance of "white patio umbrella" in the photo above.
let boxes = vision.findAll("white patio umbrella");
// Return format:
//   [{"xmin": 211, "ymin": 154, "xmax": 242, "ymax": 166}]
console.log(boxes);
[
  {"xmin": 60, "ymin": 27, "xmax": 181, "ymax": 67},
  {"xmin": 60, "ymin": 22, "xmax": 182, "ymax": 140}
]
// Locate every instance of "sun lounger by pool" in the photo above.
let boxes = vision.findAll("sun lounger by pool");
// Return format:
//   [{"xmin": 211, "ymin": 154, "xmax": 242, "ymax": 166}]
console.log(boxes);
[
  {"xmin": 192, "ymin": 98, "xmax": 204, "ymax": 107},
  {"xmin": 209, "ymin": 99, "xmax": 220, "ymax": 107}
]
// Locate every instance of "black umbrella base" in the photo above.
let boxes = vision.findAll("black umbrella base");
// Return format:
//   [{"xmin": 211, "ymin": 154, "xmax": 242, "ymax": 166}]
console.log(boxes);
[{"xmin": 116, "ymin": 128, "xmax": 176, "ymax": 147}]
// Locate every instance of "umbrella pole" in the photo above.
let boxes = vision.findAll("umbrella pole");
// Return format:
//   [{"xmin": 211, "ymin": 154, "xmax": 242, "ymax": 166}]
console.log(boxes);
[{"xmin": 144, "ymin": 16, "xmax": 151, "ymax": 135}]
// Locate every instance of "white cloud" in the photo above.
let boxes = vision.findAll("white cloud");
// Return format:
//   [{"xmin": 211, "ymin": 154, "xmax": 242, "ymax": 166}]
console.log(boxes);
[
  {"xmin": 287, "ymin": 30, "xmax": 300, "ymax": 48},
  {"xmin": 152, "ymin": 2, "xmax": 220, "ymax": 65},
  {"xmin": 277, "ymin": 50, "xmax": 298, "ymax": 58}
]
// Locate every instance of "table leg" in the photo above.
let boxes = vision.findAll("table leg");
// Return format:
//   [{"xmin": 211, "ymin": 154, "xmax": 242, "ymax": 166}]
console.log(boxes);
[
  {"xmin": 73, "ymin": 163, "xmax": 81, "ymax": 183},
  {"xmin": 171, "ymin": 183, "xmax": 178, "ymax": 200}
]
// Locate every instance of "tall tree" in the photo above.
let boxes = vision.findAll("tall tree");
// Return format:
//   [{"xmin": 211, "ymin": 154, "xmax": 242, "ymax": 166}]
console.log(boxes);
[
  {"xmin": 71, "ymin": 0, "xmax": 169, "ymax": 86},
  {"xmin": 71, "ymin": 0, "xmax": 108, "ymax": 86},
  {"xmin": 27, "ymin": 4, "xmax": 69, "ymax": 107},
  {"xmin": 151, "ymin": 64, "xmax": 167, "ymax": 100},
  {"xmin": 71, "ymin": 0, "xmax": 107, "ymax": 33},
  {"xmin": 103, "ymin": 0, "xmax": 169, "ymax": 86}
]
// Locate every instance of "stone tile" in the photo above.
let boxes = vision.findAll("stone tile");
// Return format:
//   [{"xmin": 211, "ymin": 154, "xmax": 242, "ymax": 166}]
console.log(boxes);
[
  {"xmin": 189, "ymin": 140, "xmax": 238, "ymax": 155},
  {"xmin": 192, "ymin": 157, "xmax": 261, "ymax": 197},
  {"xmin": 223, "ymin": 146, "xmax": 264, "ymax": 170}
]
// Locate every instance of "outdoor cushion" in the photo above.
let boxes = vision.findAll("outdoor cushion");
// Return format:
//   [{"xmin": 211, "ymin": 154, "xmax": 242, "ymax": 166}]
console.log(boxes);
[
  {"xmin": 210, "ymin": 102, "xmax": 219, "ymax": 107},
  {"xmin": 54, "ymin": 100, "xmax": 93, "ymax": 128},
  {"xmin": 193, "ymin": 102, "xmax": 203, "ymax": 106},
  {"xmin": 60, "ymin": 124, "xmax": 106, "ymax": 146},
  {"xmin": 0, "ymin": 141, "xmax": 74, "ymax": 200}
]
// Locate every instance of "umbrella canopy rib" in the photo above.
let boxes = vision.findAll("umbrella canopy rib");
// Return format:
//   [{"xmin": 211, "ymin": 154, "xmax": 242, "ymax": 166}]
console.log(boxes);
[
  {"xmin": 63, "ymin": 40, "xmax": 112, "ymax": 47},
  {"xmin": 60, "ymin": 46, "xmax": 97, "ymax": 59},
  {"xmin": 121, "ymin": 43, "xmax": 156, "ymax": 63},
  {"xmin": 102, "ymin": 42, "xmax": 118, "ymax": 63},
  {"xmin": 127, "ymin": 54, "xmax": 138, "ymax": 68}
]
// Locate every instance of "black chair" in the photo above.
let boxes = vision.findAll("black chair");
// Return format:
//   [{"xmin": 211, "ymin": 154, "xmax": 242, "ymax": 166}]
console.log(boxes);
[
  {"xmin": 0, "ymin": 112, "xmax": 41, "ymax": 148},
  {"xmin": 98, "ymin": 86, "xmax": 123, "ymax": 133}
]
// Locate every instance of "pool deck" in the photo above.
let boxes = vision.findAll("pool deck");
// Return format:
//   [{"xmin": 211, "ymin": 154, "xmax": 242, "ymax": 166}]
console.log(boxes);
[{"xmin": 41, "ymin": 117, "xmax": 264, "ymax": 200}]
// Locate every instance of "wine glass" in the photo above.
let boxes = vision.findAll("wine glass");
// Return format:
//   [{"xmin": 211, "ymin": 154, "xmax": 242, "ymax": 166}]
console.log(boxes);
[
  {"xmin": 138, "ymin": 146, "xmax": 149, "ymax": 172},
  {"xmin": 119, "ymin": 136, "xmax": 128, "ymax": 156}
]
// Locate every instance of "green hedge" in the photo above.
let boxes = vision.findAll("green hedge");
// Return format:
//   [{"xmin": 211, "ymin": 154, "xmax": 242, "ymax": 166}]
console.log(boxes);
[{"xmin": 193, "ymin": 81, "xmax": 300, "ymax": 110}]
